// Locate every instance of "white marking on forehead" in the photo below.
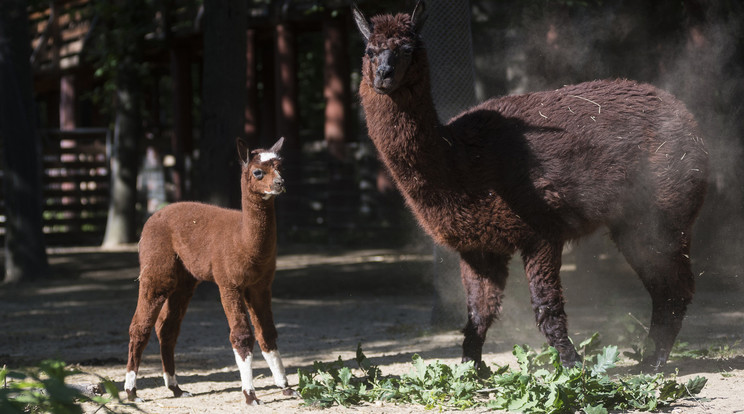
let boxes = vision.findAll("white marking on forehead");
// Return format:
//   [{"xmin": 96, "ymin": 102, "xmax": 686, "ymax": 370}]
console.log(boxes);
[{"xmin": 259, "ymin": 152, "xmax": 278, "ymax": 162}]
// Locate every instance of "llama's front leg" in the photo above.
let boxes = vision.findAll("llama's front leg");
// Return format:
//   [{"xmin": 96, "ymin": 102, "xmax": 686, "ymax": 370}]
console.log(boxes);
[
  {"xmin": 522, "ymin": 240, "xmax": 581, "ymax": 366},
  {"xmin": 247, "ymin": 287, "xmax": 299, "ymax": 398},
  {"xmin": 219, "ymin": 285, "xmax": 260, "ymax": 405},
  {"xmin": 459, "ymin": 251, "xmax": 510, "ymax": 365}
]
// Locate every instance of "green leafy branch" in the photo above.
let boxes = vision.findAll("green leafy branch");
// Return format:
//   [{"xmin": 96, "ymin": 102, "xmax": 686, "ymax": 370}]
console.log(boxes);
[
  {"xmin": 1, "ymin": 360, "xmax": 132, "ymax": 414},
  {"xmin": 297, "ymin": 336, "xmax": 707, "ymax": 413}
]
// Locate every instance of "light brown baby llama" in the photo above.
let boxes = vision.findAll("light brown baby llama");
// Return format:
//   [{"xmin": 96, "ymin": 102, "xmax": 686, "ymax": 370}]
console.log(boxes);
[{"xmin": 124, "ymin": 137, "xmax": 298, "ymax": 406}]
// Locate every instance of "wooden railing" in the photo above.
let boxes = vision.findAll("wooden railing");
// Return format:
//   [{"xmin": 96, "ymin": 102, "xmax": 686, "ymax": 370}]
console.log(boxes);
[
  {"xmin": 41, "ymin": 128, "xmax": 110, "ymax": 245},
  {"xmin": 0, "ymin": 128, "xmax": 110, "ymax": 246},
  {"xmin": 1, "ymin": 130, "xmax": 407, "ymax": 247}
]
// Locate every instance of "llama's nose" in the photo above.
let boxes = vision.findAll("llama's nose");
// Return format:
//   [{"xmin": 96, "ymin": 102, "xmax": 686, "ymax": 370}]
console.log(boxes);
[
  {"xmin": 376, "ymin": 64, "xmax": 393, "ymax": 79},
  {"xmin": 273, "ymin": 176, "xmax": 284, "ymax": 189}
]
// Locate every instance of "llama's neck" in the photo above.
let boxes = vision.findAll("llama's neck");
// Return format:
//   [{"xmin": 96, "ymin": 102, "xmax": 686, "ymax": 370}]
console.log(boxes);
[
  {"xmin": 359, "ymin": 65, "xmax": 453, "ymax": 203},
  {"xmin": 239, "ymin": 193, "xmax": 277, "ymax": 257}
]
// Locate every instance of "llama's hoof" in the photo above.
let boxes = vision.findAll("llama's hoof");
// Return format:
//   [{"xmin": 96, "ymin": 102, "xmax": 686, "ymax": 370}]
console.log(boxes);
[
  {"xmin": 282, "ymin": 387, "xmax": 300, "ymax": 398},
  {"xmin": 168, "ymin": 385, "xmax": 192, "ymax": 398},
  {"xmin": 125, "ymin": 388, "xmax": 143, "ymax": 403},
  {"xmin": 561, "ymin": 357, "xmax": 583, "ymax": 368},
  {"xmin": 243, "ymin": 389, "xmax": 262, "ymax": 406},
  {"xmin": 460, "ymin": 355, "xmax": 482, "ymax": 370},
  {"xmin": 559, "ymin": 351, "xmax": 583, "ymax": 368},
  {"xmin": 641, "ymin": 355, "xmax": 667, "ymax": 371}
]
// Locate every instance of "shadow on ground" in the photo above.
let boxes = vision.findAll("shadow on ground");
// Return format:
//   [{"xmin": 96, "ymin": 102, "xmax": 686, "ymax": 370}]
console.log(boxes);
[{"xmin": 1, "ymin": 244, "xmax": 742, "ymax": 380}]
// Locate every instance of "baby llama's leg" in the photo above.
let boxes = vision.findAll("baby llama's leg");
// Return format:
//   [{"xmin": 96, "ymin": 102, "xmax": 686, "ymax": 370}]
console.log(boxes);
[
  {"xmin": 125, "ymin": 274, "xmax": 173, "ymax": 401},
  {"xmin": 247, "ymin": 287, "xmax": 299, "ymax": 397},
  {"xmin": 155, "ymin": 268, "xmax": 198, "ymax": 397},
  {"xmin": 219, "ymin": 284, "xmax": 261, "ymax": 405}
]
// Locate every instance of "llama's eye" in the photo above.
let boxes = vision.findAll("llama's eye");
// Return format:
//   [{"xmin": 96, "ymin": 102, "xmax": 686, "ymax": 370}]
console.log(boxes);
[
  {"xmin": 400, "ymin": 45, "xmax": 414, "ymax": 56},
  {"xmin": 252, "ymin": 169, "xmax": 264, "ymax": 180},
  {"xmin": 366, "ymin": 49, "xmax": 375, "ymax": 58}
]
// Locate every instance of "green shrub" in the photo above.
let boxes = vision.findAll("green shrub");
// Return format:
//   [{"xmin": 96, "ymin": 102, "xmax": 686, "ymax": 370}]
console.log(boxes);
[
  {"xmin": 298, "ymin": 336, "xmax": 707, "ymax": 412},
  {"xmin": 1, "ymin": 360, "xmax": 128, "ymax": 414}
]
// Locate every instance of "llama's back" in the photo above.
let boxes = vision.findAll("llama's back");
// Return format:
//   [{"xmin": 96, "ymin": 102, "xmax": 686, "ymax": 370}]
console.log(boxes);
[
  {"xmin": 447, "ymin": 79, "xmax": 708, "ymax": 233},
  {"xmin": 139, "ymin": 202, "xmax": 243, "ymax": 283}
]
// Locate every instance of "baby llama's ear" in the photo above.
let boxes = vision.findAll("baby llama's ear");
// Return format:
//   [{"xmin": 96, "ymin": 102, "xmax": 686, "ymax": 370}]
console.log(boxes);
[
  {"xmin": 352, "ymin": 4, "xmax": 371, "ymax": 43},
  {"xmin": 236, "ymin": 138, "xmax": 250, "ymax": 166},
  {"xmin": 411, "ymin": 0, "xmax": 427, "ymax": 33},
  {"xmin": 269, "ymin": 137, "xmax": 285, "ymax": 154}
]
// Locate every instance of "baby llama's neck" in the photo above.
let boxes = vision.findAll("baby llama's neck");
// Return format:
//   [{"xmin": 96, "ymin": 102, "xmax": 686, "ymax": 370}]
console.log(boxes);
[{"xmin": 239, "ymin": 191, "xmax": 277, "ymax": 257}]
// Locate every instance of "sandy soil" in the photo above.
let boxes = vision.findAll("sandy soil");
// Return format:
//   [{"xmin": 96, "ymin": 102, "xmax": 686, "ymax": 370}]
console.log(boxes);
[{"xmin": 1, "ymin": 244, "xmax": 742, "ymax": 413}]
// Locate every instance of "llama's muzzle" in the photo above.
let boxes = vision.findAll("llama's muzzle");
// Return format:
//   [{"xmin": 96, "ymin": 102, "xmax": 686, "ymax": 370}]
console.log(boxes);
[
  {"xmin": 373, "ymin": 50, "xmax": 396, "ymax": 93},
  {"xmin": 271, "ymin": 176, "xmax": 285, "ymax": 194},
  {"xmin": 373, "ymin": 77, "xmax": 394, "ymax": 94}
]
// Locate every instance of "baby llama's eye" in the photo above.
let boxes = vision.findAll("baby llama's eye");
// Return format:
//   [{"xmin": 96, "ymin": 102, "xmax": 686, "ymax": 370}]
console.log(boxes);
[{"xmin": 252, "ymin": 169, "xmax": 264, "ymax": 180}]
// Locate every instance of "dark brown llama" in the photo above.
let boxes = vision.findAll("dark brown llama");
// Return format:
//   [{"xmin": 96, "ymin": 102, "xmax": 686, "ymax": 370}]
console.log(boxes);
[
  {"xmin": 353, "ymin": 1, "xmax": 708, "ymax": 369},
  {"xmin": 124, "ymin": 138, "xmax": 298, "ymax": 406}
]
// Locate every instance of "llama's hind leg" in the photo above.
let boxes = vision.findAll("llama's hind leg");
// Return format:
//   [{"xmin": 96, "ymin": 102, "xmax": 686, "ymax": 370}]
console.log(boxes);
[
  {"xmin": 521, "ymin": 240, "xmax": 581, "ymax": 366},
  {"xmin": 459, "ymin": 251, "xmax": 510, "ymax": 365},
  {"xmin": 247, "ymin": 287, "xmax": 299, "ymax": 398},
  {"xmin": 125, "ymin": 278, "xmax": 172, "ymax": 401},
  {"xmin": 218, "ymin": 285, "xmax": 261, "ymax": 405},
  {"xmin": 611, "ymin": 224, "xmax": 695, "ymax": 369},
  {"xmin": 155, "ymin": 272, "xmax": 198, "ymax": 398}
]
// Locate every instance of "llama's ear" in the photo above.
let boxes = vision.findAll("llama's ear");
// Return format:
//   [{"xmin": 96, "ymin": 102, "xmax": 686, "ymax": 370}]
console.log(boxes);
[
  {"xmin": 352, "ymin": 4, "xmax": 371, "ymax": 43},
  {"xmin": 236, "ymin": 138, "xmax": 250, "ymax": 166},
  {"xmin": 411, "ymin": 0, "xmax": 427, "ymax": 33},
  {"xmin": 269, "ymin": 136, "xmax": 285, "ymax": 154}
]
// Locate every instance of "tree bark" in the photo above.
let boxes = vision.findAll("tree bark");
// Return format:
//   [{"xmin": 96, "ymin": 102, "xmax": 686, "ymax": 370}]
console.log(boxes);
[
  {"xmin": 102, "ymin": 67, "xmax": 141, "ymax": 247},
  {"xmin": 323, "ymin": 13, "xmax": 350, "ymax": 161},
  {"xmin": 0, "ymin": 0, "xmax": 50, "ymax": 283},
  {"xmin": 99, "ymin": 0, "xmax": 147, "ymax": 247},
  {"xmin": 274, "ymin": 22, "xmax": 300, "ymax": 180},
  {"xmin": 170, "ymin": 40, "xmax": 193, "ymax": 202},
  {"xmin": 245, "ymin": 29, "xmax": 259, "ymax": 150},
  {"xmin": 200, "ymin": 0, "xmax": 246, "ymax": 208}
]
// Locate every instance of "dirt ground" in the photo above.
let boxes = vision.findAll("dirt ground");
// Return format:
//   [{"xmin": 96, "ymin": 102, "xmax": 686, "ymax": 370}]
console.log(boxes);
[{"xmin": 1, "ymin": 243, "xmax": 743, "ymax": 413}]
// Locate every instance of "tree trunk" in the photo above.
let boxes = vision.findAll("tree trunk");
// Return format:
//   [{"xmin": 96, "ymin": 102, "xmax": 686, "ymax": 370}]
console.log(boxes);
[
  {"xmin": 200, "ymin": 0, "xmax": 246, "ymax": 208},
  {"xmin": 170, "ymin": 40, "xmax": 193, "ymax": 202},
  {"xmin": 323, "ymin": 13, "xmax": 350, "ymax": 161},
  {"xmin": 245, "ymin": 29, "xmax": 259, "ymax": 150},
  {"xmin": 102, "ymin": 67, "xmax": 141, "ymax": 247},
  {"xmin": 99, "ymin": 0, "xmax": 148, "ymax": 247},
  {"xmin": 274, "ymin": 22, "xmax": 301, "ymax": 178},
  {"xmin": 0, "ymin": 0, "xmax": 50, "ymax": 283}
]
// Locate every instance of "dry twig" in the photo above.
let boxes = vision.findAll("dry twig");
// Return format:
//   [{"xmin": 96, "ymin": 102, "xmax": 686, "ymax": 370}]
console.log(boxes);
[{"xmin": 567, "ymin": 95, "xmax": 602, "ymax": 114}]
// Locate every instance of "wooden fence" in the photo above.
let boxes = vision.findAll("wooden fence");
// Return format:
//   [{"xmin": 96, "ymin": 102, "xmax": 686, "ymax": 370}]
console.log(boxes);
[
  {"xmin": 1, "ymin": 130, "xmax": 407, "ymax": 248},
  {"xmin": 0, "ymin": 128, "xmax": 110, "ymax": 246}
]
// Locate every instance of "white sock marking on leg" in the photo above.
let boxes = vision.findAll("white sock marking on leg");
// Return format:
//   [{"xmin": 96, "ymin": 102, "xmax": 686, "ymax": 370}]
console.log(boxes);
[
  {"xmin": 233, "ymin": 348, "xmax": 255, "ymax": 392},
  {"xmin": 124, "ymin": 371, "xmax": 137, "ymax": 391},
  {"xmin": 262, "ymin": 350, "xmax": 288, "ymax": 388},
  {"xmin": 164, "ymin": 372, "xmax": 192, "ymax": 397},
  {"xmin": 163, "ymin": 372, "xmax": 177, "ymax": 388}
]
